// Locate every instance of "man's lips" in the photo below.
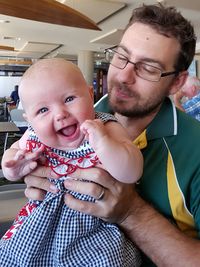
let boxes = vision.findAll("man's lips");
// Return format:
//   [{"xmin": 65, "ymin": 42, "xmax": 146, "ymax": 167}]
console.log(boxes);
[
  {"xmin": 114, "ymin": 85, "xmax": 136, "ymax": 99},
  {"xmin": 115, "ymin": 89, "xmax": 131, "ymax": 99}
]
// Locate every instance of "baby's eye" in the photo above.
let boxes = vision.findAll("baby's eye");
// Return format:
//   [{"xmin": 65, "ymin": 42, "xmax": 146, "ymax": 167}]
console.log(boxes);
[
  {"xmin": 39, "ymin": 107, "xmax": 48, "ymax": 114},
  {"xmin": 65, "ymin": 96, "xmax": 75, "ymax": 103}
]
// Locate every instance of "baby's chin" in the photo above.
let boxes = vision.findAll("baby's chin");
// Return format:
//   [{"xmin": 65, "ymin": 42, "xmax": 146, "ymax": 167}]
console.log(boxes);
[{"xmin": 49, "ymin": 137, "xmax": 85, "ymax": 152}]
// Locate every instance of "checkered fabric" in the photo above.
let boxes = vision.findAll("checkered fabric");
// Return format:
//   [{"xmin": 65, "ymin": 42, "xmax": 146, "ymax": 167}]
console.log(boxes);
[
  {"xmin": 182, "ymin": 92, "xmax": 200, "ymax": 122},
  {"xmin": 0, "ymin": 112, "xmax": 141, "ymax": 266}
]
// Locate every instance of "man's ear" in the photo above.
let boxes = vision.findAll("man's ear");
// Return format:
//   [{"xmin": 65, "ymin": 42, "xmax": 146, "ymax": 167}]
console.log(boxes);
[{"xmin": 169, "ymin": 71, "xmax": 188, "ymax": 95}]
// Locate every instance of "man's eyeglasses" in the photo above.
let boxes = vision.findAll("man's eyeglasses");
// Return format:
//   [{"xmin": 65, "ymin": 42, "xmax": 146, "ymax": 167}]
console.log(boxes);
[{"xmin": 104, "ymin": 46, "xmax": 179, "ymax": 82}]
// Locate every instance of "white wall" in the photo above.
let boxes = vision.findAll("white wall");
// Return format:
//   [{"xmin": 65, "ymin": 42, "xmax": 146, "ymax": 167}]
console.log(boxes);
[{"xmin": 0, "ymin": 76, "xmax": 22, "ymax": 97}]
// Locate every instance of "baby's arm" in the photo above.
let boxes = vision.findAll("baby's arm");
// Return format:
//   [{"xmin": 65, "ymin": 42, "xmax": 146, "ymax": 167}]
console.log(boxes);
[
  {"xmin": 1, "ymin": 132, "xmax": 44, "ymax": 181},
  {"xmin": 81, "ymin": 119, "xmax": 143, "ymax": 183}
]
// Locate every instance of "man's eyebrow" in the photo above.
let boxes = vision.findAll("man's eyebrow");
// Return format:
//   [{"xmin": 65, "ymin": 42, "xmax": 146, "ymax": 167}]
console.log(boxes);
[
  {"xmin": 117, "ymin": 44, "xmax": 129, "ymax": 54},
  {"xmin": 139, "ymin": 58, "xmax": 165, "ymax": 69},
  {"xmin": 118, "ymin": 44, "xmax": 165, "ymax": 69}
]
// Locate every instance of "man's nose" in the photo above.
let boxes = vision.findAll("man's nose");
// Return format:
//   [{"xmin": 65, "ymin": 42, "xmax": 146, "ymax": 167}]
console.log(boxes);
[{"xmin": 118, "ymin": 62, "xmax": 137, "ymax": 84}]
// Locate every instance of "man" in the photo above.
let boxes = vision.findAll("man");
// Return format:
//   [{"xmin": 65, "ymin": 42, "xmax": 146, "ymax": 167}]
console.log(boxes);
[
  {"xmin": 11, "ymin": 4, "xmax": 200, "ymax": 266},
  {"xmin": 10, "ymin": 85, "xmax": 19, "ymax": 105},
  {"xmin": 174, "ymin": 75, "xmax": 200, "ymax": 121},
  {"xmin": 183, "ymin": 91, "xmax": 200, "ymax": 121}
]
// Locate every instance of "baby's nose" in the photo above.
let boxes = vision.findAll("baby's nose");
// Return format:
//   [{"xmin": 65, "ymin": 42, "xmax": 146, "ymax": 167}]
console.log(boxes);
[{"xmin": 55, "ymin": 111, "xmax": 69, "ymax": 122}]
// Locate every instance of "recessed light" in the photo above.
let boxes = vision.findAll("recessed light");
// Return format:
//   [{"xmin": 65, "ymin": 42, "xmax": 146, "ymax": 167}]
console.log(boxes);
[
  {"xmin": 3, "ymin": 36, "xmax": 21, "ymax": 41},
  {"xmin": 0, "ymin": 20, "xmax": 10, "ymax": 23}
]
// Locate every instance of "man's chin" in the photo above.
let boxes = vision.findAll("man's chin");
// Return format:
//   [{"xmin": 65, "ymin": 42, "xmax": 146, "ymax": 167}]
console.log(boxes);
[
  {"xmin": 110, "ymin": 101, "xmax": 134, "ymax": 116},
  {"xmin": 112, "ymin": 103, "xmax": 162, "ymax": 118}
]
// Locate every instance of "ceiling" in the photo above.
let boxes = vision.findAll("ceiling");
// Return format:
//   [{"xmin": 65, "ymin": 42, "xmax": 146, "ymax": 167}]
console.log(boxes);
[{"xmin": 0, "ymin": 0, "xmax": 200, "ymax": 67}]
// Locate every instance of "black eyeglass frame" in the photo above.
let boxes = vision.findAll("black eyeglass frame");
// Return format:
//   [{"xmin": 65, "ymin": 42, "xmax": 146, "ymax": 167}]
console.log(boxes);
[{"xmin": 104, "ymin": 45, "xmax": 179, "ymax": 82}]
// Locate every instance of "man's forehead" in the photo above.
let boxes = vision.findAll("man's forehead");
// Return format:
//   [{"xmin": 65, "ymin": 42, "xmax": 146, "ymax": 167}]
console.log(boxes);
[
  {"xmin": 120, "ymin": 22, "xmax": 180, "ymax": 67},
  {"xmin": 122, "ymin": 23, "xmax": 165, "ymax": 44}
]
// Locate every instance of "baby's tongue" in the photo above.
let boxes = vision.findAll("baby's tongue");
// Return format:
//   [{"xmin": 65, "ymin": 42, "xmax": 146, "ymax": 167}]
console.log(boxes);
[{"xmin": 61, "ymin": 125, "xmax": 76, "ymax": 137}]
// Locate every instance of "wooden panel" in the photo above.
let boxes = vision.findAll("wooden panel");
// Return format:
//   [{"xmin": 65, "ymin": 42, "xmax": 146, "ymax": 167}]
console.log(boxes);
[
  {"xmin": 0, "ymin": 0, "xmax": 101, "ymax": 30},
  {"xmin": 0, "ymin": 59, "xmax": 32, "ymax": 65},
  {"xmin": 0, "ymin": 45, "xmax": 14, "ymax": 51}
]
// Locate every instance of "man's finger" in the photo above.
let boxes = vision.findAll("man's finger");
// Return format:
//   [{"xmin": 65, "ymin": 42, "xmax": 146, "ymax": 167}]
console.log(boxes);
[
  {"xmin": 29, "ymin": 166, "xmax": 59, "ymax": 179},
  {"xmin": 64, "ymin": 178, "xmax": 104, "ymax": 199},
  {"xmin": 24, "ymin": 187, "xmax": 46, "ymax": 201},
  {"xmin": 64, "ymin": 193, "xmax": 106, "ymax": 219},
  {"xmin": 69, "ymin": 167, "xmax": 115, "ymax": 189},
  {"xmin": 24, "ymin": 174, "xmax": 58, "ymax": 193}
]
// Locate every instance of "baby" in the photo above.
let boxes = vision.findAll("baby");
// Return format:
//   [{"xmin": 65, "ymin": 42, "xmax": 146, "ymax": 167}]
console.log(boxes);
[{"xmin": 1, "ymin": 58, "xmax": 143, "ymax": 266}]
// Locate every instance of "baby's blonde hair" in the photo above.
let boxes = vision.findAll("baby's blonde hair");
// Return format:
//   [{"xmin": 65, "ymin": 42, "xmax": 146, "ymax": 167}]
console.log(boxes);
[{"xmin": 19, "ymin": 58, "xmax": 85, "ymax": 107}]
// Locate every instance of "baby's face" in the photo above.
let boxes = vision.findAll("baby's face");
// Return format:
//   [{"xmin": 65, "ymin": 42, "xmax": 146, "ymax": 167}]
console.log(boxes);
[{"xmin": 21, "ymin": 63, "xmax": 95, "ymax": 150}]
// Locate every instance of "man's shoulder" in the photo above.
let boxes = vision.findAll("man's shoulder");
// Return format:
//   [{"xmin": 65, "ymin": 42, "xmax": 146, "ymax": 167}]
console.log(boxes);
[
  {"xmin": 94, "ymin": 94, "xmax": 113, "ymax": 114},
  {"xmin": 177, "ymin": 108, "xmax": 200, "ymax": 126},
  {"xmin": 175, "ymin": 109, "xmax": 200, "ymax": 146}
]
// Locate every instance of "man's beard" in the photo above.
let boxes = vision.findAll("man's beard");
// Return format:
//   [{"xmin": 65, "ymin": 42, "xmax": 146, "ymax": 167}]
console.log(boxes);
[{"xmin": 108, "ymin": 85, "xmax": 167, "ymax": 118}]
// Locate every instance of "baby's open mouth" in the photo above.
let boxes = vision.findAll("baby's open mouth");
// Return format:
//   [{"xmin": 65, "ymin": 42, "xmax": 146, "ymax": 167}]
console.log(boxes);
[{"xmin": 58, "ymin": 124, "xmax": 77, "ymax": 137}]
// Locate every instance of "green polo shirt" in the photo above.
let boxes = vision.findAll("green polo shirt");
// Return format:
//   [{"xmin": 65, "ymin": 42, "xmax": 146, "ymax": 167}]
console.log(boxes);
[{"xmin": 95, "ymin": 96, "xmax": 200, "ymax": 266}]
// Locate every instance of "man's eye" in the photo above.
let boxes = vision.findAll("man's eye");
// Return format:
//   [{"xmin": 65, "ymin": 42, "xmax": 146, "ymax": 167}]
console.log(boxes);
[
  {"xmin": 39, "ymin": 107, "xmax": 48, "ymax": 114},
  {"xmin": 118, "ymin": 55, "xmax": 127, "ymax": 62},
  {"xmin": 139, "ymin": 63, "xmax": 159, "ymax": 75},
  {"xmin": 115, "ymin": 53, "xmax": 127, "ymax": 62},
  {"xmin": 65, "ymin": 96, "xmax": 75, "ymax": 102}
]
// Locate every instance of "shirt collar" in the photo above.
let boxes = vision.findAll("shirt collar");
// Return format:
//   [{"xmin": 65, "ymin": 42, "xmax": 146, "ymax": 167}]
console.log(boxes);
[
  {"xmin": 133, "ymin": 98, "xmax": 177, "ymax": 149},
  {"xmin": 94, "ymin": 95, "xmax": 178, "ymax": 142},
  {"xmin": 146, "ymin": 97, "xmax": 177, "ymax": 141}
]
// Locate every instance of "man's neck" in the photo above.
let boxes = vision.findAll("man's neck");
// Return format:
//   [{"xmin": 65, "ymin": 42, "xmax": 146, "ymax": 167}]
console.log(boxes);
[{"xmin": 115, "ymin": 112, "xmax": 158, "ymax": 140}]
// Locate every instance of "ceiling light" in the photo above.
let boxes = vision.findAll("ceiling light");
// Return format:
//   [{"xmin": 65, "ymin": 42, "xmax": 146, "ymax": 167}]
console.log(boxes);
[
  {"xmin": 3, "ymin": 36, "xmax": 21, "ymax": 41},
  {"xmin": 0, "ymin": 19, "xmax": 10, "ymax": 23}
]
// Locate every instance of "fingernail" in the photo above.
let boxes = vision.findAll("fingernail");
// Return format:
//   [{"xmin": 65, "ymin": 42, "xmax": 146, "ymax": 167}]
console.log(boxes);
[{"xmin": 50, "ymin": 184, "xmax": 58, "ymax": 193}]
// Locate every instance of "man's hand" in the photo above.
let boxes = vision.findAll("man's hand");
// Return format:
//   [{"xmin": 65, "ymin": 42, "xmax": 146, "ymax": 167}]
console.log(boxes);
[
  {"xmin": 63, "ymin": 167, "xmax": 135, "ymax": 223},
  {"xmin": 63, "ymin": 167, "xmax": 200, "ymax": 267},
  {"xmin": 24, "ymin": 166, "xmax": 60, "ymax": 200}
]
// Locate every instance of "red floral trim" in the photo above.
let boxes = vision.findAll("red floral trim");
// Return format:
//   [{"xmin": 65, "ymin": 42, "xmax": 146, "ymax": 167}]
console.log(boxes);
[{"xmin": 2, "ymin": 203, "xmax": 37, "ymax": 240}]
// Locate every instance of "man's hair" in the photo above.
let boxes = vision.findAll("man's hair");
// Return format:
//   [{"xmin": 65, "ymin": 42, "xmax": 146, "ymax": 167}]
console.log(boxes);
[{"xmin": 125, "ymin": 4, "xmax": 196, "ymax": 71}]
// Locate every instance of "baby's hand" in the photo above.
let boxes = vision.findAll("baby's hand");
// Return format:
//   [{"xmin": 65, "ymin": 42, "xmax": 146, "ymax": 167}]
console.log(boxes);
[
  {"xmin": 80, "ymin": 119, "xmax": 107, "ymax": 150},
  {"xmin": 3, "ymin": 146, "xmax": 44, "ymax": 179}
]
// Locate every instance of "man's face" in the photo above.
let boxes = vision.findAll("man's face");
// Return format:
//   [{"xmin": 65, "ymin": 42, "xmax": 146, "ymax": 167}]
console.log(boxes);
[{"xmin": 107, "ymin": 22, "xmax": 181, "ymax": 118}]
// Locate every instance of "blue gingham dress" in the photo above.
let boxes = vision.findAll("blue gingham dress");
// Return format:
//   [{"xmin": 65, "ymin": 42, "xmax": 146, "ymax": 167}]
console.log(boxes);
[{"xmin": 0, "ymin": 112, "xmax": 141, "ymax": 267}]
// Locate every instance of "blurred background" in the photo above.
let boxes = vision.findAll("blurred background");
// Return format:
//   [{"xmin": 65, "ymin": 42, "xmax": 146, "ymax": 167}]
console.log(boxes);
[{"xmin": 0, "ymin": 0, "xmax": 200, "ymax": 102}]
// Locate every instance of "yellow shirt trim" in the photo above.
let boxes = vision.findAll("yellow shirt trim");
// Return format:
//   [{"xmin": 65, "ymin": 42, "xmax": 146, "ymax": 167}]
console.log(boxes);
[
  {"xmin": 167, "ymin": 148, "xmax": 197, "ymax": 238},
  {"xmin": 133, "ymin": 130, "xmax": 147, "ymax": 149}
]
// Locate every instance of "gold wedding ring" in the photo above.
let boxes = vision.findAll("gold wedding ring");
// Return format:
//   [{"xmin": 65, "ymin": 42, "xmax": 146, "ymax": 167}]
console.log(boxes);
[{"xmin": 97, "ymin": 188, "xmax": 105, "ymax": 201}]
